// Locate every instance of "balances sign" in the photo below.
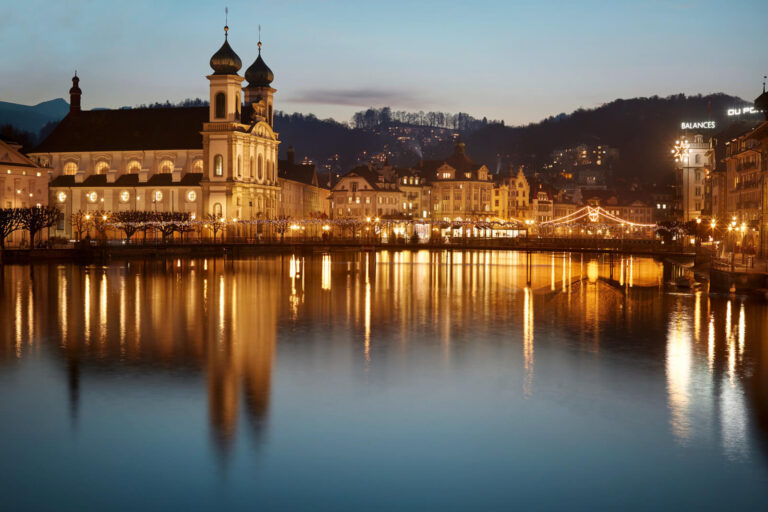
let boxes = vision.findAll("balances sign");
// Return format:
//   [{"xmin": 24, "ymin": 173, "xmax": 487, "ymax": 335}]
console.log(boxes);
[{"xmin": 681, "ymin": 121, "xmax": 716, "ymax": 130}]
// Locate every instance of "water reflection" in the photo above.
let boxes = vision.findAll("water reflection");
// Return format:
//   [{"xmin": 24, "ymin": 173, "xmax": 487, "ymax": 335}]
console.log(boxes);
[{"xmin": 1, "ymin": 250, "xmax": 768, "ymax": 508}]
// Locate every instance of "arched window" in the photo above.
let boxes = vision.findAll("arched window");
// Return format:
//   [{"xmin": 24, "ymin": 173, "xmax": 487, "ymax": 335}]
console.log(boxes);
[
  {"xmin": 63, "ymin": 161, "xmax": 78, "ymax": 175},
  {"xmin": 213, "ymin": 203, "xmax": 223, "ymax": 218},
  {"xmin": 215, "ymin": 92, "xmax": 225, "ymax": 119},
  {"xmin": 192, "ymin": 158, "xmax": 203, "ymax": 173},
  {"xmin": 126, "ymin": 159, "xmax": 142, "ymax": 174},
  {"xmin": 94, "ymin": 160, "xmax": 109, "ymax": 174},
  {"xmin": 237, "ymin": 156, "xmax": 242, "ymax": 178},
  {"xmin": 249, "ymin": 156, "xmax": 254, "ymax": 178},
  {"xmin": 257, "ymin": 155, "xmax": 264, "ymax": 181},
  {"xmin": 214, "ymin": 154, "xmax": 223, "ymax": 177},
  {"xmin": 695, "ymin": 154, "xmax": 701, "ymax": 164},
  {"xmin": 159, "ymin": 159, "xmax": 174, "ymax": 174}
]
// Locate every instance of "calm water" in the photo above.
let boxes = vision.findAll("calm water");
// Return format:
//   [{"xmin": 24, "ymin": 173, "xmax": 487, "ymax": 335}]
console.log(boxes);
[{"xmin": 1, "ymin": 251, "xmax": 767, "ymax": 511}]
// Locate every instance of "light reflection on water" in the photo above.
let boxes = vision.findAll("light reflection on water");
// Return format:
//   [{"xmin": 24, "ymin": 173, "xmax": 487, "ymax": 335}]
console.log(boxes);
[{"xmin": 0, "ymin": 250, "xmax": 767, "ymax": 511}]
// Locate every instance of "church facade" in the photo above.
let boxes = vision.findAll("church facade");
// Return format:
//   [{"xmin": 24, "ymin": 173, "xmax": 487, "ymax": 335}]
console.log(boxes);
[{"xmin": 29, "ymin": 25, "xmax": 321, "ymax": 238}]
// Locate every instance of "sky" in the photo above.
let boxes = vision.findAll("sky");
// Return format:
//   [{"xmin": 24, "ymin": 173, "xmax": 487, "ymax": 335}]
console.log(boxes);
[{"xmin": 1, "ymin": 0, "xmax": 766, "ymax": 126}]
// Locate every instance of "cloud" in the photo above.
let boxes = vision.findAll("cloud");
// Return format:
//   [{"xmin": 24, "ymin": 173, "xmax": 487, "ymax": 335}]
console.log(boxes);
[{"xmin": 285, "ymin": 88, "xmax": 427, "ymax": 109}]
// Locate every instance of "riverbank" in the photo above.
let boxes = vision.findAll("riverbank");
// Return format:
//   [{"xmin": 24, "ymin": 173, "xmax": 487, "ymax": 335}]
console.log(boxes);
[{"xmin": 0, "ymin": 238, "xmax": 696, "ymax": 264}]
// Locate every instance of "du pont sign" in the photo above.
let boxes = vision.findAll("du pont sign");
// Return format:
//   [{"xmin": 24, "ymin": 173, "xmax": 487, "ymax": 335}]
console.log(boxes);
[
  {"xmin": 681, "ymin": 121, "xmax": 716, "ymax": 130},
  {"xmin": 727, "ymin": 106, "xmax": 761, "ymax": 116}
]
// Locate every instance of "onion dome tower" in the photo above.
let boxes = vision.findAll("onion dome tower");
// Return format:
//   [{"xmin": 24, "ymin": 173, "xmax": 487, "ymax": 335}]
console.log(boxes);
[
  {"xmin": 244, "ymin": 31, "xmax": 276, "ymax": 127},
  {"xmin": 209, "ymin": 25, "xmax": 242, "ymax": 75},
  {"xmin": 207, "ymin": 23, "xmax": 244, "ymax": 123}
]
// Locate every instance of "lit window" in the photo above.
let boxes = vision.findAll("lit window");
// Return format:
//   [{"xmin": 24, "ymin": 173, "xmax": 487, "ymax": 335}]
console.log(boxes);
[
  {"xmin": 214, "ymin": 155, "xmax": 223, "ymax": 176},
  {"xmin": 94, "ymin": 161, "xmax": 109, "ymax": 174},
  {"xmin": 119, "ymin": 190, "xmax": 130, "ymax": 202},
  {"xmin": 154, "ymin": 190, "xmax": 163, "ymax": 202},
  {"xmin": 87, "ymin": 191, "xmax": 98, "ymax": 203},
  {"xmin": 57, "ymin": 191, "xmax": 67, "ymax": 203},
  {"xmin": 187, "ymin": 190, "xmax": 197, "ymax": 202},
  {"xmin": 63, "ymin": 161, "xmax": 78, "ymax": 175},
  {"xmin": 127, "ymin": 160, "xmax": 142, "ymax": 174},
  {"xmin": 159, "ymin": 159, "xmax": 174, "ymax": 174}
]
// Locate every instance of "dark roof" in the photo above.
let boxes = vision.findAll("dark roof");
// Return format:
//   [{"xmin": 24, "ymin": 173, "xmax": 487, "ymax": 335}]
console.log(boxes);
[
  {"xmin": 278, "ymin": 160, "xmax": 322, "ymax": 187},
  {"xmin": 33, "ymin": 107, "xmax": 208, "ymax": 153},
  {"xmin": 49, "ymin": 173, "xmax": 203, "ymax": 188},
  {"xmin": 337, "ymin": 166, "xmax": 398, "ymax": 191},
  {"xmin": 419, "ymin": 142, "xmax": 485, "ymax": 180}
]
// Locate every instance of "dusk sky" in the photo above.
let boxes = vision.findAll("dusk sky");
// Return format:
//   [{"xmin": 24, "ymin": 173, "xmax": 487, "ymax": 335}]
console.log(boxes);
[{"xmin": 2, "ymin": 0, "xmax": 766, "ymax": 125}]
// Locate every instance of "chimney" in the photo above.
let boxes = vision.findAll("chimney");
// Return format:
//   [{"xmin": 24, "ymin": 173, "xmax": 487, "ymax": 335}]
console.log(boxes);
[
  {"xmin": 69, "ymin": 73, "xmax": 82, "ymax": 114},
  {"xmin": 286, "ymin": 146, "xmax": 295, "ymax": 165}
]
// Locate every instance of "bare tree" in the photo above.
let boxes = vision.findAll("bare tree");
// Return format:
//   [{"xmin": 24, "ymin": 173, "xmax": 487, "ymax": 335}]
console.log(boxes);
[
  {"xmin": 153, "ymin": 212, "xmax": 189, "ymax": 242},
  {"xmin": 113, "ymin": 210, "xmax": 148, "ymax": 242},
  {"xmin": 20, "ymin": 206, "xmax": 61, "ymax": 248},
  {"xmin": 204, "ymin": 213, "xmax": 224, "ymax": 242},
  {"xmin": 0, "ymin": 208, "xmax": 23, "ymax": 249},
  {"xmin": 71, "ymin": 210, "xmax": 92, "ymax": 241},
  {"xmin": 92, "ymin": 210, "xmax": 112, "ymax": 242}
]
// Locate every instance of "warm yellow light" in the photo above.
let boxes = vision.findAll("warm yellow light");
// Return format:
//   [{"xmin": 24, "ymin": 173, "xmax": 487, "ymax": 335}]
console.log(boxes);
[
  {"xmin": 102, "ymin": 215, "xmax": 107, "ymax": 221},
  {"xmin": 710, "ymin": 220, "xmax": 716, "ymax": 228},
  {"xmin": 85, "ymin": 214, "xmax": 91, "ymax": 220},
  {"xmin": 696, "ymin": 218, "xmax": 701, "ymax": 224},
  {"xmin": 365, "ymin": 217, "xmax": 371, "ymax": 222}
]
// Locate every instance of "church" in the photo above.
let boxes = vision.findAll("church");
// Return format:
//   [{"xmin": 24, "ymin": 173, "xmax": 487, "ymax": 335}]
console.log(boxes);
[{"xmin": 29, "ymin": 25, "xmax": 327, "ymax": 237}]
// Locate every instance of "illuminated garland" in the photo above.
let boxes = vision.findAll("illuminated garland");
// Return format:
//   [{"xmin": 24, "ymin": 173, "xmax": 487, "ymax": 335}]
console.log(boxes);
[{"xmin": 539, "ymin": 206, "xmax": 656, "ymax": 228}]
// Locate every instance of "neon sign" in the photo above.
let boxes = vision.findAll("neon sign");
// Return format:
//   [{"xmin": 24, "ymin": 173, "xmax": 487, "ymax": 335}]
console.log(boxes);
[
  {"xmin": 681, "ymin": 121, "xmax": 716, "ymax": 130},
  {"xmin": 727, "ymin": 106, "xmax": 760, "ymax": 116}
]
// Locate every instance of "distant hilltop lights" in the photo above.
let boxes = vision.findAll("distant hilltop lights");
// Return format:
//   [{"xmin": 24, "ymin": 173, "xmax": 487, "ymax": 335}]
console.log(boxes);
[{"xmin": 681, "ymin": 121, "xmax": 716, "ymax": 130}]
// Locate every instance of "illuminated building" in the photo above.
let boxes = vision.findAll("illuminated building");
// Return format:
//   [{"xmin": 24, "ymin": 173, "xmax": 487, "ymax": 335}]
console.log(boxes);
[
  {"xmin": 330, "ymin": 166, "xmax": 403, "ymax": 218},
  {"xmin": 278, "ymin": 147, "xmax": 330, "ymax": 219},
  {"xmin": 0, "ymin": 138, "xmax": 49, "ymax": 244},
  {"xmin": 421, "ymin": 141, "xmax": 494, "ymax": 221},
  {"xmin": 27, "ymin": 24, "xmax": 313, "ymax": 237},
  {"xmin": 493, "ymin": 165, "xmax": 530, "ymax": 220},
  {"xmin": 672, "ymin": 134, "xmax": 713, "ymax": 222}
]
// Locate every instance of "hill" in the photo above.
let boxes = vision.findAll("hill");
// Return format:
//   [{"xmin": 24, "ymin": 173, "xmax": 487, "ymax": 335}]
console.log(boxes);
[
  {"xmin": 0, "ymin": 98, "xmax": 69, "ymax": 133},
  {"xmin": 2, "ymin": 92, "xmax": 757, "ymax": 186}
]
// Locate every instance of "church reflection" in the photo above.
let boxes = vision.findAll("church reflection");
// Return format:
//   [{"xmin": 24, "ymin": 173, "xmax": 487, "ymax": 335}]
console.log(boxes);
[
  {"xmin": 0, "ymin": 259, "xmax": 278, "ymax": 461},
  {"xmin": 1, "ymin": 250, "xmax": 768, "ymax": 465}
]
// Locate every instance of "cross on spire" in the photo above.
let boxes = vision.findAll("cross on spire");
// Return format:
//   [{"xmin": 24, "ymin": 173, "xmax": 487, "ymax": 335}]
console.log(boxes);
[{"xmin": 224, "ymin": 7, "xmax": 229, "ymax": 38}]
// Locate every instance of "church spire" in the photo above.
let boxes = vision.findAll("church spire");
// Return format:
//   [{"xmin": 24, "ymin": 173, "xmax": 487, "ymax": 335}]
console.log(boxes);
[{"xmin": 69, "ymin": 72, "xmax": 81, "ymax": 114}]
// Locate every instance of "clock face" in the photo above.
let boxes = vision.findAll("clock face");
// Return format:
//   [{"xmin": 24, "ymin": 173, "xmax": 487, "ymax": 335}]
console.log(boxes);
[
  {"xmin": 187, "ymin": 190, "xmax": 197, "ymax": 202},
  {"xmin": 120, "ymin": 191, "xmax": 130, "ymax": 202},
  {"xmin": 57, "ymin": 192, "xmax": 67, "ymax": 203}
]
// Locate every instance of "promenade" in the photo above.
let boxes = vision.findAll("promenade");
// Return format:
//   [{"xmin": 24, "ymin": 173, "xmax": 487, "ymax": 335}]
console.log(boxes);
[{"xmin": 0, "ymin": 236, "xmax": 696, "ymax": 264}]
